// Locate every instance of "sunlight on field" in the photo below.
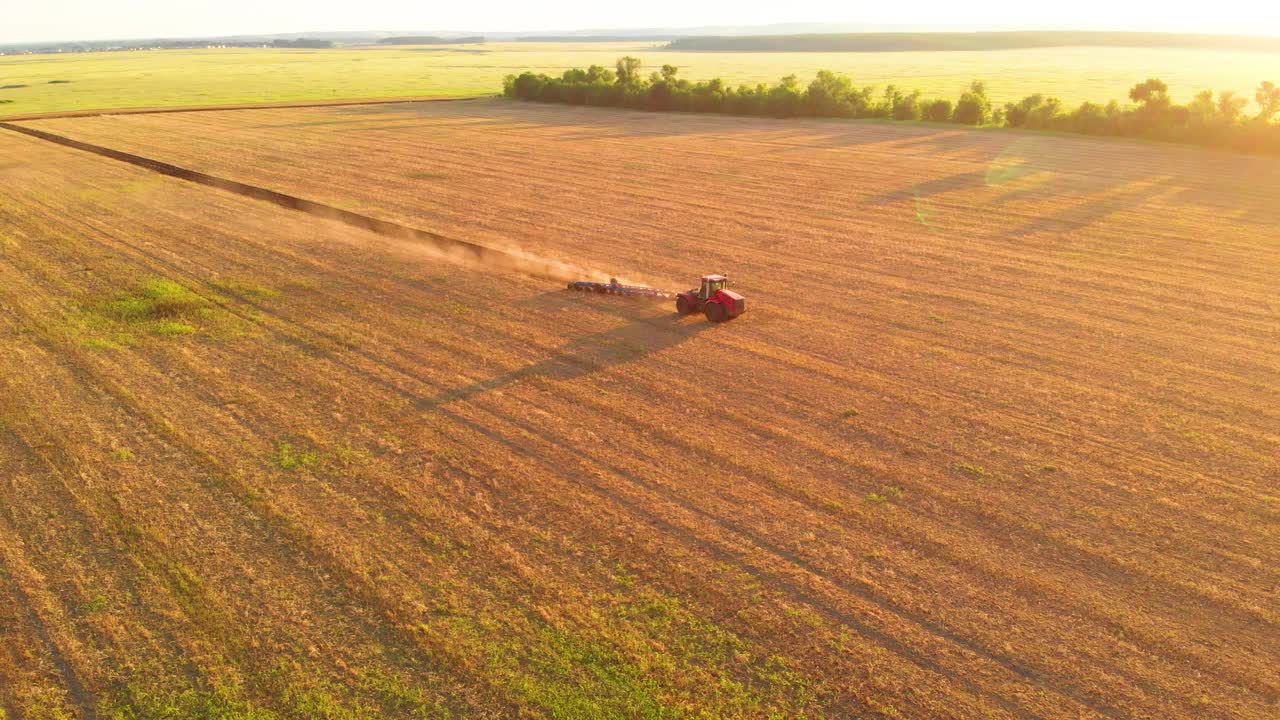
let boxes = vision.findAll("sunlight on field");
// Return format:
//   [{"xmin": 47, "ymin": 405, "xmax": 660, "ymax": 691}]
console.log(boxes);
[
  {"xmin": 2, "ymin": 96, "xmax": 1278, "ymax": 719},
  {"xmin": 3, "ymin": 42, "xmax": 1280, "ymax": 116}
]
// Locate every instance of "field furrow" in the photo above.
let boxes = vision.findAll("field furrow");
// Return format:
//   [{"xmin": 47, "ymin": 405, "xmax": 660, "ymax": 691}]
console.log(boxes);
[{"xmin": 2, "ymin": 100, "xmax": 1276, "ymax": 719}]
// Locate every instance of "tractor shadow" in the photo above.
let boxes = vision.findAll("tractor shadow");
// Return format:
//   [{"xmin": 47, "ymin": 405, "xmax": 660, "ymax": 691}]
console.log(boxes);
[
  {"xmin": 1003, "ymin": 176, "xmax": 1177, "ymax": 239},
  {"xmin": 864, "ymin": 170, "xmax": 992, "ymax": 205},
  {"xmin": 416, "ymin": 294, "xmax": 711, "ymax": 411}
]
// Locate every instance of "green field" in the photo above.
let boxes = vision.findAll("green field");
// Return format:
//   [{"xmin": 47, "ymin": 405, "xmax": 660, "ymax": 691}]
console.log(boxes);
[{"xmin": 3, "ymin": 41, "xmax": 1280, "ymax": 116}]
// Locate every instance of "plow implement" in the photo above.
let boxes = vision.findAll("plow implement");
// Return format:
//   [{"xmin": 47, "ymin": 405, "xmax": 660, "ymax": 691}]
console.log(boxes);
[{"xmin": 567, "ymin": 279, "xmax": 678, "ymax": 299}]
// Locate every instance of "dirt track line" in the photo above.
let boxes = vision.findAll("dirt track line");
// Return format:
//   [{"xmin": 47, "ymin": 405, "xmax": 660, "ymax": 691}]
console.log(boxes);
[
  {"xmin": 0, "ymin": 121, "xmax": 583, "ymax": 283},
  {"xmin": 0, "ymin": 207, "xmax": 518, "ymax": 716},
  {"xmin": 0, "ymin": 95, "xmax": 483, "ymax": 122},
  {"xmin": 0, "ymin": 519, "xmax": 96, "ymax": 720},
  {"xmin": 45, "ymin": 165, "xmax": 1254, "ymax": 707},
  {"xmin": 15, "ymin": 133, "xmax": 1264, "ymax": 617},
  {"xmin": 16, "ymin": 189, "xmax": 1026, "ymax": 716}
]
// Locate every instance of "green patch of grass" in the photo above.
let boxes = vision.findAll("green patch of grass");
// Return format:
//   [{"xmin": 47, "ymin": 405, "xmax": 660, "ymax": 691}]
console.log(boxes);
[
  {"xmin": 83, "ymin": 335, "xmax": 131, "ymax": 350},
  {"xmin": 18, "ymin": 690, "xmax": 75, "ymax": 720},
  {"xmin": 414, "ymin": 580, "xmax": 816, "ymax": 719},
  {"xmin": 839, "ymin": 408, "xmax": 859, "ymax": 419},
  {"xmin": 332, "ymin": 442, "xmax": 368, "ymax": 466},
  {"xmin": 928, "ymin": 313, "xmax": 946, "ymax": 323},
  {"xmin": 101, "ymin": 278, "xmax": 211, "ymax": 323},
  {"xmin": 1040, "ymin": 464, "xmax": 1058, "ymax": 474},
  {"xmin": 72, "ymin": 277, "xmax": 263, "ymax": 347},
  {"xmin": 867, "ymin": 485, "xmax": 904, "ymax": 504},
  {"xmin": 279, "ymin": 687, "xmax": 360, "ymax": 720},
  {"xmin": 511, "ymin": 624, "xmax": 668, "ymax": 720},
  {"xmin": 151, "ymin": 321, "xmax": 196, "ymax": 336},
  {"xmin": 955, "ymin": 462, "xmax": 989, "ymax": 479},
  {"xmin": 100, "ymin": 687, "xmax": 275, "ymax": 720},
  {"xmin": 210, "ymin": 277, "xmax": 280, "ymax": 301},
  {"xmin": 357, "ymin": 671, "xmax": 449, "ymax": 719},
  {"xmin": 276, "ymin": 442, "xmax": 319, "ymax": 471},
  {"xmin": 76, "ymin": 278, "xmax": 212, "ymax": 345},
  {"xmin": 408, "ymin": 171, "xmax": 448, "ymax": 180},
  {"xmin": 78, "ymin": 593, "xmax": 109, "ymax": 615}
]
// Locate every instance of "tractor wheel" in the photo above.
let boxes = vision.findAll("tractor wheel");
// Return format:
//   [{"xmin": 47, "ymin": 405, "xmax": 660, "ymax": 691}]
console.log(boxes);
[
  {"xmin": 704, "ymin": 302, "xmax": 727, "ymax": 323},
  {"xmin": 676, "ymin": 296, "xmax": 692, "ymax": 315}
]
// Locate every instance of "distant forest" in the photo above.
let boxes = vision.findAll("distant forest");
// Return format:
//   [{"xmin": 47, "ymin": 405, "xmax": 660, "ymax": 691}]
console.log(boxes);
[
  {"xmin": 666, "ymin": 31, "xmax": 1280, "ymax": 53},
  {"xmin": 504, "ymin": 58, "xmax": 1280, "ymax": 155},
  {"xmin": 378, "ymin": 36, "xmax": 485, "ymax": 45},
  {"xmin": 270, "ymin": 39, "xmax": 333, "ymax": 49}
]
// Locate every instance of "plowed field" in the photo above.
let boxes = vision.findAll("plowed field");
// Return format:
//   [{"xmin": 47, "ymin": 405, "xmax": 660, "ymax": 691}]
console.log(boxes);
[{"xmin": 2, "ymin": 100, "xmax": 1277, "ymax": 719}]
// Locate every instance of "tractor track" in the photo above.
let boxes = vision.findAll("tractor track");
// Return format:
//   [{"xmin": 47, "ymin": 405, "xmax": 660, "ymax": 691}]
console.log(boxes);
[
  {"xmin": 0, "ymin": 516, "xmax": 96, "ymax": 720},
  {"xmin": 4, "ymin": 106, "xmax": 1276, "ymax": 718},
  {"xmin": 14, "ymin": 113, "xmax": 1275, "ymax": 615},
  {"xmin": 0, "ymin": 191, "xmax": 518, "ymax": 716},
  {"xmin": 10, "ymin": 177, "xmax": 1071, "ymax": 718},
  {"xmin": 16, "ymin": 148, "xmax": 1266, "ymax": 714},
  {"xmin": 0, "ymin": 121, "xmax": 584, "ymax": 284}
]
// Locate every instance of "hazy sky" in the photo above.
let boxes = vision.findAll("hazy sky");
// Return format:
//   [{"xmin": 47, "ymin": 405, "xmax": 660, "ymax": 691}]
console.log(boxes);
[{"xmin": 5, "ymin": 1, "xmax": 1279, "ymax": 44}]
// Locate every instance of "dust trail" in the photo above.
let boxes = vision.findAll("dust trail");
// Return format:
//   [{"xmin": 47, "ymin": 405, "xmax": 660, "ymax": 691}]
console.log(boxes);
[{"xmin": 0, "ymin": 121, "xmax": 627, "ymax": 286}]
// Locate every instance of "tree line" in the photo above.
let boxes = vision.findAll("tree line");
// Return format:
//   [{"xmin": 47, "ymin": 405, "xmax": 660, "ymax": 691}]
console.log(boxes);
[
  {"xmin": 378, "ymin": 36, "xmax": 485, "ymax": 45},
  {"xmin": 503, "ymin": 58, "xmax": 1280, "ymax": 155}
]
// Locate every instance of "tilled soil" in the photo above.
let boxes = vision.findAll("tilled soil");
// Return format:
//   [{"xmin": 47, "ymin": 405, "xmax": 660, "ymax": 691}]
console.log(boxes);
[{"xmin": 1, "ymin": 101, "xmax": 1276, "ymax": 719}]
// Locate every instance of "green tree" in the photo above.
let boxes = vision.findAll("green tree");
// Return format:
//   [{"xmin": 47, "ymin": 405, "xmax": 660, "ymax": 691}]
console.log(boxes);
[
  {"xmin": 1128, "ymin": 78, "xmax": 1175, "ymax": 133},
  {"xmin": 923, "ymin": 99, "xmax": 953, "ymax": 122},
  {"xmin": 1188, "ymin": 90, "xmax": 1216, "ymax": 123},
  {"xmin": 1129, "ymin": 78, "xmax": 1170, "ymax": 108},
  {"xmin": 953, "ymin": 80, "xmax": 991, "ymax": 125},
  {"xmin": 1255, "ymin": 81, "xmax": 1280, "ymax": 122},
  {"xmin": 504, "ymin": 72, "xmax": 545, "ymax": 100},
  {"xmin": 768, "ymin": 74, "xmax": 805, "ymax": 117},
  {"xmin": 891, "ymin": 90, "xmax": 923, "ymax": 121},
  {"xmin": 615, "ymin": 56, "xmax": 642, "ymax": 86},
  {"xmin": 1217, "ymin": 90, "xmax": 1247, "ymax": 124},
  {"xmin": 805, "ymin": 70, "xmax": 854, "ymax": 116},
  {"xmin": 1069, "ymin": 102, "xmax": 1109, "ymax": 134},
  {"xmin": 584, "ymin": 65, "xmax": 615, "ymax": 84},
  {"xmin": 878, "ymin": 85, "xmax": 903, "ymax": 118}
]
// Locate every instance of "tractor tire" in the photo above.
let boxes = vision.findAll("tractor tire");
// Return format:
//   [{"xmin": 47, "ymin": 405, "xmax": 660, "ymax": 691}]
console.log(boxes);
[
  {"xmin": 676, "ymin": 296, "xmax": 692, "ymax": 315},
  {"xmin": 704, "ymin": 302, "xmax": 728, "ymax": 323}
]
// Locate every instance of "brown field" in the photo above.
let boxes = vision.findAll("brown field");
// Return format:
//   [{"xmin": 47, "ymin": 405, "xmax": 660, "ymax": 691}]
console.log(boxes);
[{"xmin": 1, "ymin": 99, "xmax": 1278, "ymax": 719}]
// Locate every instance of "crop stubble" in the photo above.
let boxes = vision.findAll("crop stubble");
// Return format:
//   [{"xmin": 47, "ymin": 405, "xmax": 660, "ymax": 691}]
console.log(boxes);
[{"xmin": 0, "ymin": 100, "xmax": 1276, "ymax": 718}]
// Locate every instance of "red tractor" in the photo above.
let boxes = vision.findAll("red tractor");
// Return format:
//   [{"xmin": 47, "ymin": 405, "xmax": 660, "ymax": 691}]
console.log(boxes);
[
  {"xmin": 567, "ymin": 273, "xmax": 747, "ymax": 323},
  {"xmin": 675, "ymin": 274, "xmax": 746, "ymax": 322}
]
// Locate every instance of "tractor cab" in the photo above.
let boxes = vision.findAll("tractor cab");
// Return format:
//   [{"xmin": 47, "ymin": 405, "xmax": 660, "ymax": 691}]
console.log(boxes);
[
  {"xmin": 676, "ymin": 273, "xmax": 746, "ymax": 322},
  {"xmin": 699, "ymin": 274, "xmax": 728, "ymax": 300}
]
